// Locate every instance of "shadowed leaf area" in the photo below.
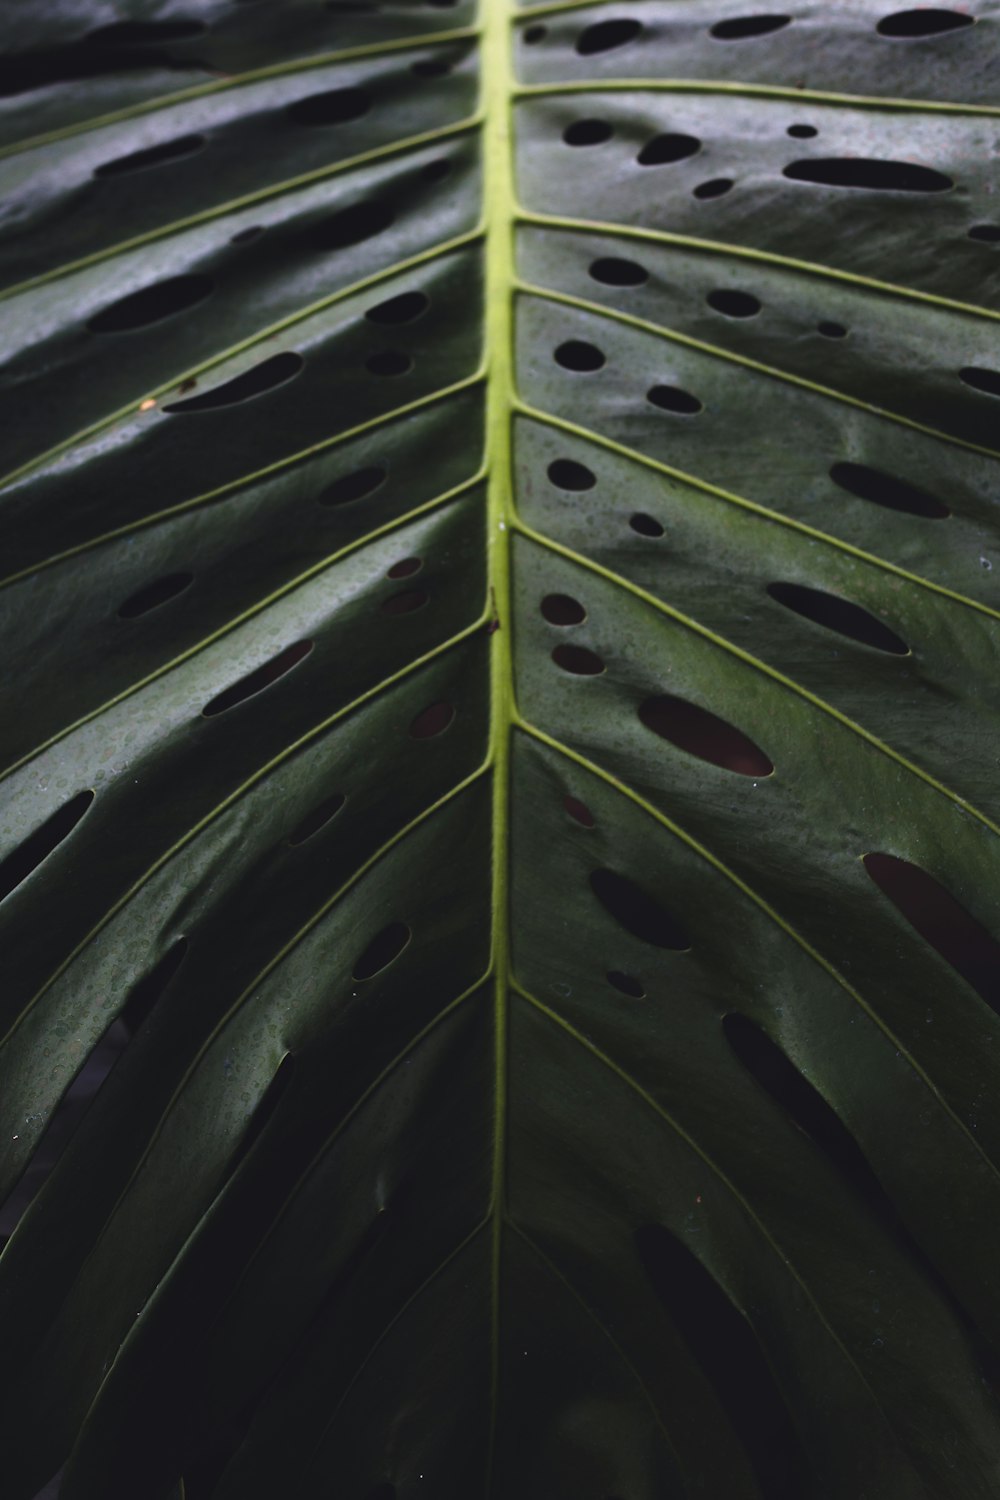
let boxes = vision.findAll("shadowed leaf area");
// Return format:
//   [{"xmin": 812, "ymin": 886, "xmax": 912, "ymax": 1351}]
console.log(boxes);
[{"xmin": 1, "ymin": 2, "xmax": 1000, "ymax": 1499}]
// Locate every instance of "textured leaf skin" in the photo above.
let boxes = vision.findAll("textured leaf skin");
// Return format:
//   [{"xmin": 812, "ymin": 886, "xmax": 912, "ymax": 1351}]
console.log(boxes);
[{"xmin": 1, "ymin": 3, "xmax": 1000, "ymax": 1499}]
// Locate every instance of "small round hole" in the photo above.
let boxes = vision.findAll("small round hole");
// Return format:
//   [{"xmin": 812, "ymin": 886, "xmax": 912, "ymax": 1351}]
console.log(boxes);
[
  {"xmin": 576, "ymin": 18, "xmax": 643, "ymax": 53},
  {"xmin": 353, "ymin": 921, "xmax": 410, "ymax": 981},
  {"xmin": 706, "ymin": 288, "xmax": 761, "ymax": 318},
  {"xmin": 320, "ymin": 464, "xmax": 387, "ymax": 506},
  {"xmin": 629, "ymin": 512, "xmax": 664, "ymax": 537},
  {"xmin": 817, "ymin": 321, "xmax": 848, "ymax": 338},
  {"xmin": 607, "ymin": 970, "xmax": 645, "ymax": 998},
  {"xmin": 552, "ymin": 644, "xmax": 605, "ymax": 675},
  {"xmin": 410, "ymin": 701, "xmax": 454, "ymax": 738},
  {"xmin": 286, "ymin": 87, "xmax": 371, "ymax": 127},
  {"xmin": 366, "ymin": 350, "xmax": 412, "ymax": 376},
  {"xmin": 365, "ymin": 291, "xmax": 429, "ymax": 325},
  {"xmin": 541, "ymin": 593, "xmax": 586, "ymax": 625},
  {"xmin": 589, "ymin": 257, "xmax": 649, "ymax": 287},
  {"xmin": 381, "ymin": 589, "xmax": 428, "ymax": 615},
  {"xmin": 647, "ymin": 384, "xmax": 703, "ymax": 414},
  {"xmin": 564, "ymin": 795, "xmax": 595, "ymax": 828},
  {"xmin": 787, "ymin": 123, "xmax": 817, "ymax": 138},
  {"xmin": 693, "ymin": 178, "xmax": 734, "ymax": 199},
  {"xmin": 548, "ymin": 458, "xmax": 596, "ymax": 491},
  {"xmin": 637, "ymin": 133, "xmax": 700, "ymax": 167},
  {"xmin": 562, "ymin": 119, "xmax": 613, "ymax": 147},
  {"xmin": 387, "ymin": 557, "xmax": 421, "ymax": 578},
  {"xmin": 555, "ymin": 340, "xmax": 605, "ymax": 372},
  {"xmin": 711, "ymin": 15, "xmax": 792, "ymax": 39}
]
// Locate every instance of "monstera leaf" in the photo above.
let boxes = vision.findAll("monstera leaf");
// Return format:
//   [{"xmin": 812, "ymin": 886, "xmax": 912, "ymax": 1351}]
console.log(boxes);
[{"xmin": 3, "ymin": 1, "xmax": 1000, "ymax": 1496}]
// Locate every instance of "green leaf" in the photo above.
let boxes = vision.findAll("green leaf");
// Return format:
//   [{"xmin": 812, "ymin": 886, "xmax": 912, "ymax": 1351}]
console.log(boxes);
[{"xmin": 2, "ymin": 3, "xmax": 1000, "ymax": 1497}]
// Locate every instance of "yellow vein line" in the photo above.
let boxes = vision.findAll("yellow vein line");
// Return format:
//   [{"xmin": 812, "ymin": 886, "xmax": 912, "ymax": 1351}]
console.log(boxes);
[
  {"xmin": 0, "ymin": 618, "xmax": 486, "ymax": 1051},
  {"xmin": 519, "ymin": 210, "xmax": 1000, "ymax": 326},
  {"xmin": 40, "ymin": 768, "xmax": 492, "ymax": 1364},
  {"xmin": 512, "ymin": 715, "xmax": 1000, "ymax": 1195},
  {"xmin": 0, "ymin": 115, "xmax": 481, "ymax": 304},
  {"xmin": 514, "ymin": 399, "xmax": 1000, "ymax": 627},
  {"xmin": 518, "ymin": 278, "xmax": 1000, "ymax": 461},
  {"xmin": 0, "ymin": 226, "xmax": 483, "ymax": 497},
  {"xmin": 513, "ymin": 977, "xmax": 939, "ymax": 1478},
  {"xmin": 508, "ymin": 1221, "xmax": 687, "ymax": 1474},
  {"xmin": 482, "ymin": 0, "xmax": 516, "ymax": 1489},
  {"xmin": 513, "ymin": 77, "xmax": 1000, "ymax": 118},
  {"xmin": 0, "ymin": 373, "xmax": 485, "ymax": 592},
  {"xmin": 513, "ymin": 514, "xmax": 1000, "ymax": 838},
  {"xmin": 0, "ymin": 25, "xmax": 481, "ymax": 161},
  {"xmin": 0, "ymin": 469, "xmax": 485, "ymax": 785}
]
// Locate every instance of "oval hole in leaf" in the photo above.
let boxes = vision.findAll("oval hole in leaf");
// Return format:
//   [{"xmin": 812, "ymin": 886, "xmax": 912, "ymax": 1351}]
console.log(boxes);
[
  {"xmin": 321, "ymin": 464, "xmax": 387, "ymax": 506},
  {"xmin": 0, "ymin": 790, "xmax": 95, "ymax": 904},
  {"xmin": 552, "ymin": 644, "xmax": 604, "ymax": 675},
  {"xmin": 288, "ymin": 792, "xmax": 346, "ymax": 847},
  {"xmin": 285, "ymin": 87, "xmax": 371, "ymax": 125},
  {"xmin": 784, "ymin": 158, "xmax": 952, "ymax": 192},
  {"xmin": 231, "ymin": 224, "xmax": 265, "ymax": 244},
  {"xmin": 118, "ymin": 571, "xmax": 194, "ymax": 619},
  {"xmin": 563, "ymin": 119, "xmax": 613, "ymax": 146},
  {"xmin": 638, "ymin": 133, "xmax": 700, "ymax": 166},
  {"xmin": 767, "ymin": 582, "xmax": 908, "ymax": 654},
  {"xmin": 120, "ymin": 938, "xmax": 189, "ymax": 1038},
  {"xmin": 589, "ymin": 256, "xmax": 648, "ymax": 286},
  {"xmin": 163, "ymin": 353, "xmax": 304, "ymax": 412},
  {"xmin": 629, "ymin": 512, "xmax": 664, "ymax": 537},
  {"xmin": 353, "ymin": 921, "xmax": 411, "ymax": 981},
  {"xmin": 635, "ymin": 1224, "xmax": 809, "ymax": 1498},
  {"xmin": 89, "ymin": 274, "xmax": 213, "ymax": 333},
  {"xmin": 607, "ymin": 969, "xmax": 645, "ymax": 997},
  {"xmin": 960, "ymin": 366, "xmax": 1000, "ymax": 397},
  {"xmin": 707, "ymin": 288, "xmax": 761, "ymax": 318},
  {"xmin": 863, "ymin": 854, "xmax": 1000, "ymax": 1013},
  {"xmin": 547, "ymin": 458, "xmax": 595, "ymax": 491},
  {"xmin": 523, "ymin": 23, "xmax": 547, "ymax": 43},
  {"xmin": 638, "ymin": 134, "xmax": 701, "ymax": 168},
  {"xmin": 647, "ymin": 384, "xmax": 702, "ymax": 414},
  {"xmin": 202, "ymin": 640, "xmax": 313, "ymax": 717},
  {"xmin": 590, "ymin": 869, "xmax": 691, "ymax": 949},
  {"xmin": 410, "ymin": 701, "xmax": 454, "ymax": 738},
  {"xmin": 693, "ymin": 177, "xmax": 734, "ymax": 198},
  {"xmin": 787, "ymin": 122, "xmax": 817, "ymax": 138},
  {"xmin": 365, "ymin": 291, "xmax": 429, "ymax": 325},
  {"xmin": 84, "ymin": 19, "xmax": 207, "ymax": 43},
  {"xmin": 564, "ymin": 795, "xmax": 595, "ymax": 828},
  {"xmin": 387, "ymin": 557, "xmax": 421, "ymax": 578},
  {"xmin": 640, "ymin": 695, "xmax": 773, "ymax": 776},
  {"xmin": 817, "ymin": 320, "xmax": 848, "ymax": 338},
  {"xmin": 366, "ymin": 350, "xmax": 412, "ymax": 377},
  {"xmin": 829, "ymin": 461, "xmax": 949, "ymax": 518},
  {"xmin": 555, "ymin": 340, "xmax": 605, "ymax": 372},
  {"xmin": 94, "ymin": 132, "xmax": 205, "ymax": 177},
  {"xmin": 382, "ymin": 588, "xmax": 428, "ymax": 615},
  {"xmin": 310, "ymin": 200, "xmax": 395, "ymax": 251},
  {"xmin": 969, "ymin": 224, "xmax": 1000, "ymax": 243},
  {"xmin": 576, "ymin": 18, "xmax": 643, "ymax": 53},
  {"xmin": 877, "ymin": 9, "xmax": 974, "ymax": 36},
  {"xmin": 711, "ymin": 14, "xmax": 792, "ymax": 38},
  {"xmin": 541, "ymin": 593, "xmax": 586, "ymax": 625},
  {"xmin": 723, "ymin": 1012, "xmax": 890, "ymax": 1206},
  {"xmin": 226, "ymin": 1054, "xmax": 297, "ymax": 1178}
]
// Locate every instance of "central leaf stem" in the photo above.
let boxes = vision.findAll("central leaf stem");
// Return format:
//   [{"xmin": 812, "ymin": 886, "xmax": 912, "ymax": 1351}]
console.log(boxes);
[{"xmin": 482, "ymin": 0, "xmax": 515, "ymax": 1483}]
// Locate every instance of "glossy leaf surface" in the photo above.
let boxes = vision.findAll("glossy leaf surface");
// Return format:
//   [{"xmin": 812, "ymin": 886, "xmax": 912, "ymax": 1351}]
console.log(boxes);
[{"xmin": 2, "ymin": 3, "xmax": 1000, "ymax": 1498}]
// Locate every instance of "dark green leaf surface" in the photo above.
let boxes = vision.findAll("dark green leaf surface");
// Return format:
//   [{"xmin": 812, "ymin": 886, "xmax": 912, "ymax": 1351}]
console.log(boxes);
[{"xmin": 2, "ymin": 3, "xmax": 1000, "ymax": 1498}]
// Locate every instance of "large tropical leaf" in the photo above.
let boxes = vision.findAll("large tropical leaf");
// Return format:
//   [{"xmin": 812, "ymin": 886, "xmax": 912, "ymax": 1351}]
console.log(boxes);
[{"xmin": 2, "ymin": 2, "xmax": 1000, "ymax": 1496}]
